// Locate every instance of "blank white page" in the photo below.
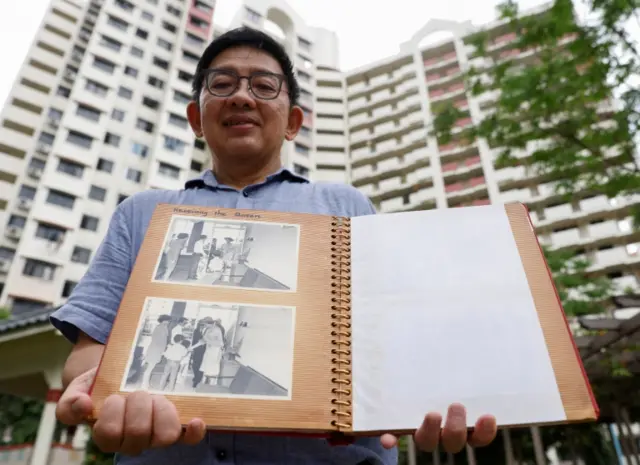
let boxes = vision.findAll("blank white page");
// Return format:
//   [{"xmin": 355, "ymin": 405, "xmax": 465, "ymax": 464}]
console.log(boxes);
[{"xmin": 349, "ymin": 205, "xmax": 565, "ymax": 432}]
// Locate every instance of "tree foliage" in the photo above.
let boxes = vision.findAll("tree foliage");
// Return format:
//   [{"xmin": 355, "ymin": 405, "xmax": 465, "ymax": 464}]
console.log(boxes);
[
  {"xmin": 432, "ymin": 0, "xmax": 640, "ymax": 225},
  {"xmin": 0, "ymin": 394, "xmax": 43, "ymax": 445}
]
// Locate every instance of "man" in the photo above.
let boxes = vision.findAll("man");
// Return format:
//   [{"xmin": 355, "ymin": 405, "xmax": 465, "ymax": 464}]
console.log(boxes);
[
  {"xmin": 51, "ymin": 27, "xmax": 497, "ymax": 464},
  {"xmin": 140, "ymin": 315, "xmax": 172, "ymax": 390},
  {"xmin": 159, "ymin": 232, "xmax": 189, "ymax": 280},
  {"xmin": 188, "ymin": 234, "xmax": 207, "ymax": 280}
]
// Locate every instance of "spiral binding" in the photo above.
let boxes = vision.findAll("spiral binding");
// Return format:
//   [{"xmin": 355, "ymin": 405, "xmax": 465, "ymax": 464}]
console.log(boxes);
[{"xmin": 330, "ymin": 216, "xmax": 352, "ymax": 431}]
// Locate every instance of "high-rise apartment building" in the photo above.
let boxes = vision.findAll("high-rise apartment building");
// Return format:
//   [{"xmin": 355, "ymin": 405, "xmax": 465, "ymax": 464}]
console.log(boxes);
[
  {"xmin": 0, "ymin": 0, "xmax": 217, "ymax": 310},
  {"xmin": 0, "ymin": 0, "xmax": 637, "ymax": 313}
]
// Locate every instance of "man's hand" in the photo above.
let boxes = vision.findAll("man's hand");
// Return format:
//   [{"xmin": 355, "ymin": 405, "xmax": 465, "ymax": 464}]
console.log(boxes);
[
  {"xmin": 380, "ymin": 403, "xmax": 497, "ymax": 454},
  {"xmin": 56, "ymin": 367, "xmax": 207, "ymax": 456}
]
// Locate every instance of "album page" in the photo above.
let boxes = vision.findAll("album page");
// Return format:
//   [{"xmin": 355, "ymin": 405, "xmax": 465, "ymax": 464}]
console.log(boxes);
[
  {"xmin": 91, "ymin": 204, "xmax": 339, "ymax": 432},
  {"xmin": 348, "ymin": 203, "xmax": 598, "ymax": 434}
]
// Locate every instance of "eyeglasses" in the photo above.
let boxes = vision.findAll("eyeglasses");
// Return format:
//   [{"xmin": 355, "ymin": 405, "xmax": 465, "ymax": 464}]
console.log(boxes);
[{"xmin": 201, "ymin": 69, "xmax": 287, "ymax": 100}]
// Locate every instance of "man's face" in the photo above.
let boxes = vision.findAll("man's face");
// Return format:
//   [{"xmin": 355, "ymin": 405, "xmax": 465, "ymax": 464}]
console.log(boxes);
[{"xmin": 188, "ymin": 46, "xmax": 302, "ymax": 163}]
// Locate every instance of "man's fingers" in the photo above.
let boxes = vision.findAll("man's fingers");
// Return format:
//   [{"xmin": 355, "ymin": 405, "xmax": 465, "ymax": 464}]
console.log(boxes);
[
  {"xmin": 468, "ymin": 415, "xmax": 497, "ymax": 448},
  {"xmin": 440, "ymin": 403, "xmax": 468, "ymax": 454},
  {"xmin": 150, "ymin": 396, "xmax": 182, "ymax": 448},
  {"xmin": 181, "ymin": 418, "xmax": 207, "ymax": 446},
  {"xmin": 55, "ymin": 367, "xmax": 97, "ymax": 425},
  {"xmin": 120, "ymin": 392, "xmax": 153, "ymax": 455},
  {"xmin": 92, "ymin": 394, "xmax": 126, "ymax": 453},
  {"xmin": 414, "ymin": 412, "xmax": 443, "ymax": 452}
]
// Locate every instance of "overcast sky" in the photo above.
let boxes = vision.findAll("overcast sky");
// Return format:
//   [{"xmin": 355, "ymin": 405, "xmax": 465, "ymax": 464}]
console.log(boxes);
[{"xmin": 0, "ymin": 0, "xmax": 636, "ymax": 107}]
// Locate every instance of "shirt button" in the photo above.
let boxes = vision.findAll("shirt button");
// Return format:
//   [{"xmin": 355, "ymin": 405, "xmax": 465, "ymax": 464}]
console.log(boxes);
[{"xmin": 215, "ymin": 449, "xmax": 227, "ymax": 460}]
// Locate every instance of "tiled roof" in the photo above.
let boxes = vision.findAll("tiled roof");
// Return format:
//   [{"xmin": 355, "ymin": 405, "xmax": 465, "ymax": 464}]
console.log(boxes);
[{"xmin": 0, "ymin": 306, "xmax": 57, "ymax": 335}]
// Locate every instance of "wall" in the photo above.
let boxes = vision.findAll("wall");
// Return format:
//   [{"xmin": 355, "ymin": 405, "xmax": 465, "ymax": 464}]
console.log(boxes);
[
  {"xmin": 244, "ymin": 223, "xmax": 299, "ymax": 290},
  {"xmin": 234, "ymin": 305, "xmax": 294, "ymax": 390}
]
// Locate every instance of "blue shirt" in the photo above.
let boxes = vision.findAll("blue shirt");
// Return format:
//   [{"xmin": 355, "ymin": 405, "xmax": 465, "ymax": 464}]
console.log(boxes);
[{"xmin": 50, "ymin": 168, "xmax": 397, "ymax": 465}]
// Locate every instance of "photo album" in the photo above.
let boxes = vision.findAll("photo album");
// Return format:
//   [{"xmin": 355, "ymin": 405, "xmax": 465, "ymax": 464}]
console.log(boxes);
[{"xmin": 89, "ymin": 202, "xmax": 599, "ymax": 436}]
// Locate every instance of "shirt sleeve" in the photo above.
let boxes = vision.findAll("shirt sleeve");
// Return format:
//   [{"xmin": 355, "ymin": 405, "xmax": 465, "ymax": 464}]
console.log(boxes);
[
  {"xmin": 49, "ymin": 203, "xmax": 134, "ymax": 345},
  {"xmin": 348, "ymin": 187, "xmax": 377, "ymax": 217}
]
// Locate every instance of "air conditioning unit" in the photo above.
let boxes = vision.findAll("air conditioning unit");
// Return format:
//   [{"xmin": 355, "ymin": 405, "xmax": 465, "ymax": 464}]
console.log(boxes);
[
  {"xmin": 0, "ymin": 259, "xmax": 10, "ymax": 274},
  {"xmin": 27, "ymin": 166, "xmax": 43, "ymax": 179},
  {"xmin": 17, "ymin": 197, "xmax": 32, "ymax": 211},
  {"xmin": 4, "ymin": 226, "xmax": 22, "ymax": 240}
]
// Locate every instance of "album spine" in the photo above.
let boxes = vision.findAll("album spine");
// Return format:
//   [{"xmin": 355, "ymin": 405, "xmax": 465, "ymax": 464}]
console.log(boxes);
[{"xmin": 329, "ymin": 216, "xmax": 353, "ymax": 432}]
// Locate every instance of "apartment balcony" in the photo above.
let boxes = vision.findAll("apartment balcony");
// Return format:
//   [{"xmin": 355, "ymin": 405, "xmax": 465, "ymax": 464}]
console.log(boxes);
[
  {"xmin": 31, "ymin": 199, "xmax": 79, "ymax": 232},
  {"xmin": 590, "ymin": 246, "xmax": 640, "ymax": 271},
  {"xmin": 423, "ymin": 51, "xmax": 459, "ymax": 72},
  {"xmin": 612, "ymin": 274, "xmax": 640, "ymax": 293},
  {"xmin": 429, "ymin": 83, "xmax": 466, "ymax": 104},
  {"xmin": 351, "ymin": 130, "xmax": 427, "ymax": 167},
  {"xmin": 387, "ymin": 187, "xmax": 439, "ymax": 213},
  {"xmin": 347, "ymin": 66, "xmax": 415, "ymax": 100},
  {"xmin": 425, "ymin": 65, "xmax": 464, "ymax": 89},
  {"xmin": 439, "ymin": 141, "xmax": 480, "ymax": 164},
  {"xmin": 441, "ymin": 155, "xmax": 483, "ymax": 183},
  {"xmin": 348, "ymin": 79, "xmax": 419, "ymax": 114},
  {"xmin": 349, "ymin": 96, "xmax": 423, "ymax": 132},
  {"xmin": 6, "ymin": 258, "xmax": 60, "ymax": 305},
  {"xmin": 43, "ymin": 169, "xmax": 88, "ymax": 199}
]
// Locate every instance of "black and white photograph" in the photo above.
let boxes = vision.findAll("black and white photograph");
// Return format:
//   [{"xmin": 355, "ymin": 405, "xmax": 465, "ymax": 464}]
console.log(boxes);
[
  {"xmin": 121, "ymin": 297, "xmax": 296, "ymax": 399},
  {"xmin": 152, "ymin": 215, "xmax": 300, "ymax": 292}
]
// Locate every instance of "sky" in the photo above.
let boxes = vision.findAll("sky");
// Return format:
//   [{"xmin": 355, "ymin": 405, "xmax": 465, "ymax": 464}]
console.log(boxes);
[{"xmin": 0, "ymin": 0, "xmax": 636, "ymax": 107}]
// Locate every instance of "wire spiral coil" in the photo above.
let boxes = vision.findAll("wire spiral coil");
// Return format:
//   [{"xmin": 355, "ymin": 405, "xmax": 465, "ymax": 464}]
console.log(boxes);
[{"xmin": 330, "ymin": 216, "xmax": 352, "ymax": 430}]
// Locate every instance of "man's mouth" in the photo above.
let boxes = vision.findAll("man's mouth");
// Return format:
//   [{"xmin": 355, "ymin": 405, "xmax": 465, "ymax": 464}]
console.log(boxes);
[{"xmin": 223, "ymin": 117, "xmax": 259, "ymax": 127}]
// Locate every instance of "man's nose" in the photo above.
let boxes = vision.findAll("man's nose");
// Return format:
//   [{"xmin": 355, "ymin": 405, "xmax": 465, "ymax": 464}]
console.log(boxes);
[{"xmin": 228, "ymin": 79, "xmax": 255, "ymax": 107}]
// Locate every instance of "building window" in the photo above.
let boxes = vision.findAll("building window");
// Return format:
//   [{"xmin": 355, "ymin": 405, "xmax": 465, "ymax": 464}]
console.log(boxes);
[
  {"xmin": 298, "ymin": 70, "xmax": 311, "ymax": 82},
  {"xmin": 71, "ymin": 246, "xmax": 92, "ymax": 264},
  {"xmin": 148, "ymin": 76, "xmax": 164, "ymax": 89},
  {"xmin": 107, "ymin": 15, "xmax": 129, "ymax": 31},
  {"xmin": 8, "ymin": 215, "xmax": 27, "ymax": 228},
  {"xmin": 80, "ymin": 214, "xmax": 99, "ymax": 231},
  {"xmin": 166, "ymin": 4, "xmax": 181, "ymax": 17},
  {"xmin": 66, "ymin": 129, "xmax": 94, "ymax": 148},
  {"xmin": 194, "ymin": 139, "xmax": 206, "ymax": 151},
  {"xmin": 153, "ymin": 56, "xmax": 169, "ymax": 70},
  {"xmin": 185, "ymin": 33, "xmax": 205, "ymax": 47},
  {"xmin": 46, "ymin": 189, "xmax": 75, "ymax": 209},
  {"xmin": 57, "ymin": 158, "xmax": 84, "ymax": 177},
  {"xmin": 62, "ymin": 280, "xmax": 77, "ymax": 298},
  {"xmin": 85, "ymin": 79, "xmax": 108, "ymax": 96},
  {"xmin": 135, "ymin": 28, "xmax": 149, "ymax": 40},
  {"xmin": 158, "ymin": 162, "xmax": 180, "ymax": 179},
  {"xmin": 294, "ymin": 143, "xmax": 310, "ymax": 156},
  {"xmin": 189, "ymin": 15, "xmax": 208, "ymax": 29},
  {"xmin": 136, "ymin": 118, "xmax": 154, "ymax": 133},
  {"xmin": 161, "ymin": 21, "xmax": 177, "ymax": 33},
  {"xmin": 56, "ymin": 86, "xmax": 71, "ymax": 98},
  {"xmin": 23, "ymin": 259, "xmax": 56, "ymax": 280},
  {"xmin": 0, "ymin": 247, "xmax": 16, "ymax": 261},
  {"xmin": 118, "ymin": 86, "xmax": 133, "ymax": 99},
  {"xmin": 299, "ymin": 126, "xmax": 311, "ymax": 138},
  {"xmin": 117, "ymin": 194, "xmax": 129, "ymax": 204},
  {"xmin": 141, "ymin": 10, "xmax": 154, "ymax": 21},
  {"xmin": 88, "ymin": 185, "xmax": 107, "ymax": 202},
  {"xmin": 191, "ymin": 160, "xmax": 203, "ymax": 171},
  {"xmin": 168, "ymin": 113, "xmax": 188, "ymax": 129},
  {"xmin": 76, "ymin": 103, "xmax": 101, "ymax": 122},
  {"xmin": 99, "ymin": 35, "xmax": 122, "ymax": 52},
  {"xmin": 126, "ymin": 167, "xmax": 142, "ymax": 183},
  {"xmin": 131, "ymin": 142, "xmax": 149, "ymax": 157},
  {"xmin": 111, "ymin": 108, "xmax": 125, "ymax": 121},
  {"xmin": 182, "ymin": 50, "xmax": 199, "ymax": 64},
  {"xmin": 35, "ymin": 223, "xmax": 65, "ymax": 242},
  {"xmin": 177, "ymin": 70, "xmax": 194, "ymax": 83},
  {"xmin": 173, "ymin": 90, "xmax": 190, "ymax": 104},
  {"xmin": 130, "ymin": 46, "xmax": 144, "ymax": 57},
  {"xmin": 114, "ymin": 0, "xmax": 134, "ymax": 11},
  {"xmin": 92, "ymin": 56, "xmax": 116, "ymax": 74},
  {"xmin": 104, "ymin": 132, "xmax": 121, "ymax": 147},
  {"xmin": 293, "ymin": 163, "xmax": 309, "ymax": 177},
  {"xmin": 124, "ymin": 65, "xmax": 138, "ymax": 77},
  {"xmin": 163, "ymin": 135, "xmax": 186, "ymax": 154},
  {"xmin": 142, "ymin": 96, "xmax": 159, "ymax": 110},
  {"xmin": 96, "ymin": 158, "xmax": 114, "ymax": 173},
  {"xmin": 156, "ymin": 38, "xmax": 172, "ymax": 51},
  {"xmin": 18, "ymin": 185, "xmax": 36, "ymax": 200}
]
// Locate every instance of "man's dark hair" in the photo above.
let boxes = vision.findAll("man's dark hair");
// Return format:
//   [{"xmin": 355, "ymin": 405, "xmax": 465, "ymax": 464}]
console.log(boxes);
[{"xmin": 192, "ymin": 27, "xmax": 300, "ymax": 107}]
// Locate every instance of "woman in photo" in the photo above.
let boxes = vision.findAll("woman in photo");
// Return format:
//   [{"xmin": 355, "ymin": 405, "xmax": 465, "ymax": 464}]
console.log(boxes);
[{"xmin": 191, "ymin": 318, "xmax": 226, "ymax": 387}]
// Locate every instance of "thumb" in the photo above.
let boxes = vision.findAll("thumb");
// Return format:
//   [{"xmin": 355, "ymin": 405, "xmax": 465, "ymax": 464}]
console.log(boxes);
[{"xmin": 56, "ymin": 367, "xmax": 97, "ymax": 425}]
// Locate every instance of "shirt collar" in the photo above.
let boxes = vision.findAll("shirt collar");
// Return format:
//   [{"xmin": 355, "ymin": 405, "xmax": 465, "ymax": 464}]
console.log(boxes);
[{"xmin": 184, "ymin": 167, "xmax": 309, "ymax": 190}]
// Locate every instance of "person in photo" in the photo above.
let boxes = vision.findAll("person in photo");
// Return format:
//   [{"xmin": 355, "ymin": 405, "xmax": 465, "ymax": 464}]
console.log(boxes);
[
  {"xmin": 52, "ymin": 26, "xmax": 498, "ymax": 464},
  {"xmin": 140, "ymin": 314, "xmax": 171, "ymax": 389},
  {"xmin": 158, "ymin": 334, "xmax": 191, "ymax": 392},
  {"xmin": 160, "ymin": 232, "xmax": 189, "ymax": 280},
  {"xmin": 188, "ymin": 234, "xmax": 207, "ymax": 280},
  {"xmin": 189, "ymin": 318, "xmax": 226, "ymax": 387}
]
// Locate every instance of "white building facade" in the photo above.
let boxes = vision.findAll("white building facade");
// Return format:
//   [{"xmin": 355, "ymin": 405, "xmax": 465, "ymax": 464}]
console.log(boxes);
[
  {"xmin": 0, "ymin": 0, "xmax": 638, "ymax": 311},
  {"xmin": 0, "ymin": 0, "xmax": 216, "ymax": 310}
]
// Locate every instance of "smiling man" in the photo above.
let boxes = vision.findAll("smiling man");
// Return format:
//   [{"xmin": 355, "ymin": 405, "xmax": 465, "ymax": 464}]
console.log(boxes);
[{"xmin": 51, "ymin": 27, "xmax": 497, "ymax": 465}]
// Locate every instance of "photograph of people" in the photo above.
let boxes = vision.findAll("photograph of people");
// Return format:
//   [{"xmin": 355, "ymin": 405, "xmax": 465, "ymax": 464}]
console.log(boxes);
[
  {"xmin": 153, "ymin": 217, "xmax": 299, "ymax": 292},
  {"xmin": 122, "ymin": 298, "xmax": 295, "ymax": 399}
]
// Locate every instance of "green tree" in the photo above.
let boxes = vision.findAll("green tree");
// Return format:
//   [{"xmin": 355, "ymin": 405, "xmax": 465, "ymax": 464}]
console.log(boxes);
[
  {"xmin": 0, "ymin": 394, "xmax": 43, "ymax": 445},
  {"xmin": 432, "ymin": 0, "xmax": 640, "ymax": 225},
  {"xmin": 0, "ymin": 307, "xmax": 10, "ymax": 320}
]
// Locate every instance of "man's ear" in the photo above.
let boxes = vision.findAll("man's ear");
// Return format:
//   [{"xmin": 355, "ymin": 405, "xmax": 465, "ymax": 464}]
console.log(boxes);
[
  {"xmin": 284, "ymin": 106, "xmax": 304, "ymax": 141},
  {"xmin": 187, "ymin": 101, "xmax": 203, "ymax": 138}
]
